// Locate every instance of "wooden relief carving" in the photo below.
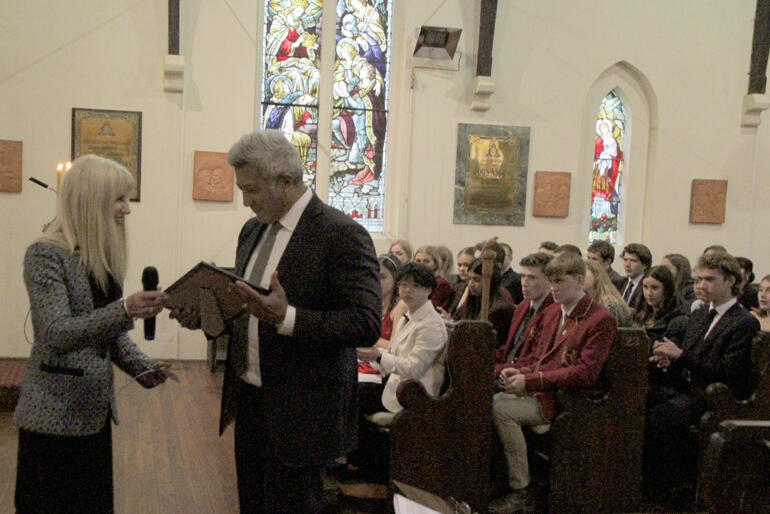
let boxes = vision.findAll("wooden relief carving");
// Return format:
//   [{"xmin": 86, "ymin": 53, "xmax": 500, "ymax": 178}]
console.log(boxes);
[
  {"xmin": 193, "ymin": 151, "xmax": 234, "ymax": 202},
  {"xmin": 0, "ymin": 140, "xmax": 23, "ymax": 192},
  {"xmin": 690, "ymin": 179, "xmax": 727, "ymax": 224},
  {"xmin": 532, "ymin": 171, "xmax": 570, "ymax": 217}
]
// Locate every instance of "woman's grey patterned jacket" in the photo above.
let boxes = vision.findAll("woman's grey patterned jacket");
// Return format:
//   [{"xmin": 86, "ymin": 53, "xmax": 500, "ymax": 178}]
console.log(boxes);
[{"xmin": 14, "ymin": 241, "xmax": 156, "ymax": 436}]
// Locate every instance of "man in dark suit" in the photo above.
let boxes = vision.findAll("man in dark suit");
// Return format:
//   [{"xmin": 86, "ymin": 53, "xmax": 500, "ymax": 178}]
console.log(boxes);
[
  {"xmin": 494, "ymin": 252, "xmax": 554, "ymax": 375},
  {"xmin": 644, "ymin": 252, "xmax": 759, "ymax": 506},
  {"xmin": 619, "ymin": 243, "xmax": 651, "ymax": 310},
  {"xmin": 587, "ymin": 239, "xmax": 624, "ymax": 291},
  {"xmin": 186, "ymin": 130, "xmax": 380, "ymax": 512},
  {"xmin": 499, "ymin": 242, "xmax": 524, "ymax": 304},
  {"xmin": 489, "ymin": 254, "xmax": 617, "ymax": 513}
]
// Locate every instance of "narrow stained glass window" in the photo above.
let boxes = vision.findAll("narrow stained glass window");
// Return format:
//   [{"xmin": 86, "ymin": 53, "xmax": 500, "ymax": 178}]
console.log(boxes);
[
  {"xmin": 328, "ymin": 0, "xmax": 391, "ymax": 232},
  {"xmin": 261, "ymin": 0, "xmax": 323, "ymax": 187},
  {"xmin": 589, "ymin": 90, "xmax": 626, "ymax": 244}
]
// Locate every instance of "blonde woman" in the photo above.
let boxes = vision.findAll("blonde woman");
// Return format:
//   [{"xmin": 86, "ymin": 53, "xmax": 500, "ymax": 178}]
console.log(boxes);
[
  {"xmin": 584, "ymin": 259, "xmax": 633, "ymax": 327},
  {"xmin": 14, "ymin": 155, "xmax": 170, "ymax": 512}
]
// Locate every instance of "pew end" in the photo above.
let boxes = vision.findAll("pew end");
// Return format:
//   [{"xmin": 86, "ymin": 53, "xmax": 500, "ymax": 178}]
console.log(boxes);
[{"xmin": 389, "ymin": 320, "xmax": 496, "ymax": 511}]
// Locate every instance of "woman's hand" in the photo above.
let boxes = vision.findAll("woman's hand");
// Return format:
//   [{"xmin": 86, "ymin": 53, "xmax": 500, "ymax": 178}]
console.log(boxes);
[
  {"xmin": 124, "ymin": 290, "xmax": 167, "ymax": 319},
  {"xmin": 357, "ymin": 346, "xmax": 382, "ymax": 362},
  {"xmin": 136, "ymin": 363, "xmax": 178, "ymax": 389}
]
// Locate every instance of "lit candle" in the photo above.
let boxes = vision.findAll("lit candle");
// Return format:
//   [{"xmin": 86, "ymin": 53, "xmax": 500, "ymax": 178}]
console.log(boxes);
[{"xmin": 56, "ymin": 163, "xmax": 63, "ymax": 193}]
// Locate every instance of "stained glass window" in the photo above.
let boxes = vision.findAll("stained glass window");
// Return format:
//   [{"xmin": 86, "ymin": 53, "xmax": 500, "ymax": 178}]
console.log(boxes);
[
  {"xmin": 589, "ymin": 90, "xmax": 626, "ymax": 244},
  {"xmin": 327, "ymin": 0, "xmax": 391, "ymax": 232},
  {"xmin": 260, "ymin": 0, "xmax": 391, "ymax": 232},
  {"xmin": 261, "ymin": 0, "xmax": 324, "ymax": 187}
]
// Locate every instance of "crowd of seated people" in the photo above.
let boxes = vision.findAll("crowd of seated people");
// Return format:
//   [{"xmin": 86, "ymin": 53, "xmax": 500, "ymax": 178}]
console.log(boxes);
[{"xmin": 344, "ymin": 237, "xmax": 766, "ymax": 512}]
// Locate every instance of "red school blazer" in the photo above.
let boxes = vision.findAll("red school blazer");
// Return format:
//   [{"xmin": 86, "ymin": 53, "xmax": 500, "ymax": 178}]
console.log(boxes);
[{"xmin": 512, "ymin": 293, "xmax": 616, "ymax": 420}]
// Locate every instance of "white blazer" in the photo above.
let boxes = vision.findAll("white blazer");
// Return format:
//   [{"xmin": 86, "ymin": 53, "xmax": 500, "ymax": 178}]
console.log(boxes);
[{"xmin": 377, "ymin": 300, "xmax": 448, "ymax": 413}]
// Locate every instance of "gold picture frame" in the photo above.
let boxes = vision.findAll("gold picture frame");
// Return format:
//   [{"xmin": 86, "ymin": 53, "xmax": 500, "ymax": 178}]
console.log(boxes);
[{"xmin": 72, "ymin": 108, "xmax": 142, "ymax": 201}]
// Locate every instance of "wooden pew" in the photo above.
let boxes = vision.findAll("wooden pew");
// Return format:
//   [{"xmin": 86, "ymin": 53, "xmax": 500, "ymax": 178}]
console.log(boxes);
[
  {"xmin": 698, "ymin": 420, "xmax": 770, "ymax": 513},
  {"xmin": 388, "ymin": 320, "xmax": 496, "ymax": 511},
  {"xmin": 697, "ymin": 330, "xmax": 770, "ymax": 508},
  {"xmin": 543, "ymin": 327, "xmax": 649, "ymax": 513}
]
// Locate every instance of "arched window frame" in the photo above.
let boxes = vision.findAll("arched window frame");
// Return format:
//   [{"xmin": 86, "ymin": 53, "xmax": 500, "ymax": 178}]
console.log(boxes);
[{"xmin": 580, "ymin": 62, "xmax": 657, "ymax": 248}]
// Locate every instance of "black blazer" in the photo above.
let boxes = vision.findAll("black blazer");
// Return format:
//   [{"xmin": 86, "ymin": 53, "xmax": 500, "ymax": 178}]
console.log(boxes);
[
  {"xmin": 219, "ymin": 194, "xmax": 381, "ymax": 465},
  {"xmin": 672, "ymin": 302, "xmax": 759, "ymax": 399},
  {"xmin": 608, "ymin": 267, "xmax": 625, "ymax": 292},
  {"xmin": 501, "ymin": 268, "xmax": 524, "ymax": 304},
  {"xmin": 619, "ymin": 276, "xmax": 644, "ymax": 311}
]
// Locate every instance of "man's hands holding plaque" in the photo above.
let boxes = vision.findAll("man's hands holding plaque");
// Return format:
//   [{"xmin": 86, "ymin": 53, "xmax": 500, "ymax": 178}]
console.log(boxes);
[{"xmin": 230, "ymin": 271, "xmax": 289, "ymax": 327}]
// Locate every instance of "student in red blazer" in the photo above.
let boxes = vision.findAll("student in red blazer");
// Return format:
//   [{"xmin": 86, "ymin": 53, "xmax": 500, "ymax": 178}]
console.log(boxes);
[
  {"xmin": 488, "ymin": 254, "xmax": 617, "ymax": 514},
  {"xmin": 494, "ymin": 252, "xmax": 555, "ymax": 376}
]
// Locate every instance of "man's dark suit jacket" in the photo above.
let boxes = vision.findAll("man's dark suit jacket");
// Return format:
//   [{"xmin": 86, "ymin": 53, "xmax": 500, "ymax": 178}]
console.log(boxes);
[
  {"xmin": 494, "ymin": 293, "xmax": 554, "ymax": 376},
  {"xmin": 501, "ymin": 268, "xmax": 524, "ymax": 304},
  {"xmin": 619, "ymin": 276, "xmax": 644, "ymax": 310},
  {"xmin": 219, "ymin": 194, "xmax": 381, "ymax": 466},
  {"xmin": 668, "ymin": 302, "xmax": 759, "ymax": 400},
  {"xmin": 608, "ymin": 267, "xmax": 625, "ymax": 292}
]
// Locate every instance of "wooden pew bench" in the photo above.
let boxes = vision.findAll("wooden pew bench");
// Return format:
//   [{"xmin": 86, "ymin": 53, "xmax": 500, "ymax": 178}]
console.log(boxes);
[{"xmin": 388, "ymin": 324, "xmax": 650, "ymax": 513}]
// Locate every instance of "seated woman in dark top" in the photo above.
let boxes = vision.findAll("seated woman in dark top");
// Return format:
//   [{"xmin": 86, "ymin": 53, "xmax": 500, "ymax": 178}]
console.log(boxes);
[
  {"xmin": 633, "ymin": 265, "xmax": 688, "ymax": 343},
  {"xmin": 414, "ymin": 245, "xmax": 452, "ymax": 310},
  {"xmin": 736, "ymin": 256, "xmax": 759, "ymax": 311},
  {"xmin": 661, "ymin": 253, "xmax": 695, "ymax": 313},
  {"xmin": 442, "ymin": 246, "xmax": 475, "ymax": 321},
  {"xmin": 454, "ymin": 259, "xmax": 514, "ymax": 348}
]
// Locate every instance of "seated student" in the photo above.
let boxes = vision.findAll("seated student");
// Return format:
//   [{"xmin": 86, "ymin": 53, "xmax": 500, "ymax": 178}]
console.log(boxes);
[
  {"xmin": 736, "ymin": 256, "xmax": 759, "ymax": 310},
  {"xmin": 358, "ymin": 254, "xmax": 407, "ymax": 380},
  {"xmin": 554, "ymin": 243, "xmax": 582, "ymax": 257},
  {"xmin": 353, "ymin": 263, "xmax": 448, "ymax": 479},
  {"xmin": 538, "ymin": 241, "xmax": 558, "ymax": 256},
  {"xmin": 414, "ymin": 245, "xmax": 452, "ymax": 310},
  {"xmin": 644, "ymin": 253, "xmax": 760, "ymax": 507},
  {"xmin": 488, "ymin": 254, "xmax": 617, "ymax": 514},
  {"xmin": 703, "ymin": 244, "xmax": 728, "ymax": 256},
  {"xmin": 500, "ymin": 243, "xmax": 524, "ymax": 304},
  {"xmin": 443, "ymin": 247, "xmax": 475, "ymax": 319},
  {"xmin": 619, "ymin": 243, "xmax": 652, "ymax": 310},
  {"xmin": 751, "ymin": 274, "xmax": 770, "ymax": 332},
  {"xmin": 454, "ymin": 259, "xmax": 514, "ymax": 348},
  {"xmin": 435, "ymin": 244, "xmax": 458, "ymax": 285},
  {"xmin": 494, "ymin": 252, "xmax": 554, "ymax": 376},
  {"xmin": 632, "ymin": 266, "xmax": 687, "ymax": 343},
  {"xmin": 584, "ymin": 259, "xmax": 633, "ymax": 326},
  {"xmin": 587, "ymin": 239, "xmax": 624, "ymax": 291},
  {"xmin": 661, "ymin": 253, "xmax": 695, "ymax": 313},
  {"xmin": 389, "ymin": 239, "xmax": 413, "ymax": 264},
  {"xmin": 357, "ymin": 262, "xmax": 448, "ymax": 413}
]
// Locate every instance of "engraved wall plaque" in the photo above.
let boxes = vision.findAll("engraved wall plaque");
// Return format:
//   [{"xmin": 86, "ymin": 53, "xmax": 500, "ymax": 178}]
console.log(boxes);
[
  {"xmin": 193, "ymin": 151, "xmax": 234, "ymax": 202},
  {"xmin": 454, "ymin": 123, "xmax": 530, "ymax": 226},
  {"xmin": 0, "ymin": 140, "xmax": 23, "ymax": 192},
  {"xmin": 72, "ymin": 108, "xmax": 142, "ymax": 201},
  {"xmin": 690, "ymin": 179, "xmax": 727, "ymax": 224},
  {"xmin": 532, "ymin": 171, "xmax": 570, "ymax": 217}
]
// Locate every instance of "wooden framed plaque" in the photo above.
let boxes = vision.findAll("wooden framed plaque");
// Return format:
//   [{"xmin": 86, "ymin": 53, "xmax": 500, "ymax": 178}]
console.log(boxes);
[
  {"xmin": 532, "ymin": 171, "xmax": 571, "ymax": 217},
  {"xmin": 72, "ymin": 108, "xmax": 142, "ymax": 201},
  {"xmin": 0, "ymin": 140, "xmax": 23, "ymax": 193},
  {"xmin": 193, "ymin": 151, "xmax": 234, "ymax": 202},
  {"xmin": 689, "ymin": 179, "xmax": 727, "ymax": 224}
]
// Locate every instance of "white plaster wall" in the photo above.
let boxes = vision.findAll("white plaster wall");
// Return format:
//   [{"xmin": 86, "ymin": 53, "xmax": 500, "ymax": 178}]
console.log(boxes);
[{"xmin": 1, "ymin": 0, "xmax": 768, "ymax": 358}]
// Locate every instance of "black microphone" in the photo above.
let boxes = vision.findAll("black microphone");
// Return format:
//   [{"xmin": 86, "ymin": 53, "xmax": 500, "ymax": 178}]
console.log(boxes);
[{"xmin": 142, "ymin": 266, "xmax": 159, "ymax": 340}]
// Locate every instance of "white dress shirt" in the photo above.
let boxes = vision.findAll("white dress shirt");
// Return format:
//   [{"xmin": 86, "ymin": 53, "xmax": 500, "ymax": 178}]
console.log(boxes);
[
  {"xmin": 242, "ymin": 187, "xmax": 312, "ymax": 386},
  {"xmin": 704, "ymin": 297, "xmax": 738, "ymax": 339}
]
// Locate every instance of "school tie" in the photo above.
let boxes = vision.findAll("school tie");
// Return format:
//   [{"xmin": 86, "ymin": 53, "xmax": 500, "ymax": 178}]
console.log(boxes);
[
  {"xmin": 507, "ymin": 305, "xmax": 535, "ymax": 362},
  {"xmin": 700, "ymin": 308, "xmax": 718, "ymax": 341},
  {"xmin": 622, "ymin": 281, "xmax": 633, "ymax": 303}
]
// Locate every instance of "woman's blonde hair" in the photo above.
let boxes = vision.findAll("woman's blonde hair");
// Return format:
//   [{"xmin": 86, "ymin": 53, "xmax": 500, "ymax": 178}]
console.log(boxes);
[
  {"xmin": 584, "ymin": 259, "xmax": 632, "ymax": 317},
  {"xmin": 40, "ymin": 155, "xmax": 135, "ymax": 292}
]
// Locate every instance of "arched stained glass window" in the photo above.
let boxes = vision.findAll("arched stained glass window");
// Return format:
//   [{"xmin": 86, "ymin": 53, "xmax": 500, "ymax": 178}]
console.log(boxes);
[
  {"xmin": 260, "ymin": 0, "xmax": 392, "ymax": 232},
  {"xmin": 589, "ymin": 90, "xmax": 626, "ymax": 244}
]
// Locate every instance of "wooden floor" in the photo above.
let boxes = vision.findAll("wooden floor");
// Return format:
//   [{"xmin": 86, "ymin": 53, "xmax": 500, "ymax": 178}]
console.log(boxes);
[{"xmin": 0, "ymin": 362, "xmax": 388, "ymax": 514}]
